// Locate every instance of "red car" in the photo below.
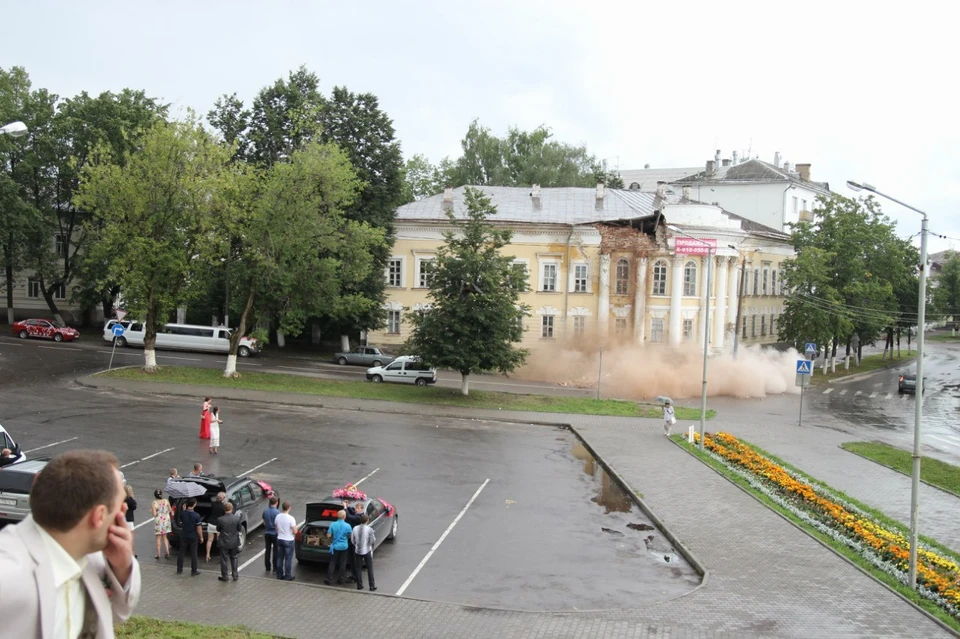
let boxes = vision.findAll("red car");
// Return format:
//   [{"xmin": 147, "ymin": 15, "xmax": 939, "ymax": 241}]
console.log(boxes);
[{"xmin": 12, "ymin": 319, "xmax": 80, "ymax": 342}]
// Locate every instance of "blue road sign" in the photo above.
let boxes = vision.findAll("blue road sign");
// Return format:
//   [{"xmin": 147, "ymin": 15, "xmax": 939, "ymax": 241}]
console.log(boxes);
[
  {"xmin": 796, "ymin": 360, "xmax": 813, "ymax": 375},
  {"xmin": 805, "ymin": 342, "xmax": 817, "ymax": 355},
  {"xmin": 111, "ymin": 324, "xmax": 125, "ymax": 337}
]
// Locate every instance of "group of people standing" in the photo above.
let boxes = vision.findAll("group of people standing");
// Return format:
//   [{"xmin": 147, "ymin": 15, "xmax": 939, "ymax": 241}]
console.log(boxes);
[
  {"xmin": 199, "ymin": 396, "xmax": 222, "ymax": 454},
  {"xmin": 325, "ymin": 502, "xmax": 377, "ymax": 591}
]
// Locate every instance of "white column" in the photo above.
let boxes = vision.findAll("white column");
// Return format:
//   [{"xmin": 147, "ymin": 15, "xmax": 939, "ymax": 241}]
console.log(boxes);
[
  {"xmin": 713, "ymin": 257, "xmax": 729, "ymax": 349},
  {"xmin": 633, "ymin": 257, "xmax": 648, "ymax": 345},
  {"xmin": 598, "ymin": 254, "xmax": 611, "ymax": 337},
  {"xmin": 669, "ymin": 256, "xmax": 683, "ymax": 346},
  {"xmin": 726, "ymin": 259, "xmax": 739, "ymax": 344},
  {"xmin": 698, "ymin": 256, "xmax": 709, "ymax": 344}
]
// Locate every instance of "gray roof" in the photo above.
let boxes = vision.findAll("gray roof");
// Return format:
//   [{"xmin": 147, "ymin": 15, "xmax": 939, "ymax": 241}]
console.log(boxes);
[
  {"xmin": 619, "ymin": 167, "xmax": 702, "ymax": 192},
  {"xmin": 929, "ymin": 250, "xmax": 956, "ymax": 265},
  {"xmin": 397, "ymin": 186, "xmax": 666, "ymax": 226},
  {"xmin": 720, "ymin": 210, "xmax": 790, "ymax": 241},
  {"xmin": 675, "ymin": 159, "xmax": 830, "ymax": 192}
]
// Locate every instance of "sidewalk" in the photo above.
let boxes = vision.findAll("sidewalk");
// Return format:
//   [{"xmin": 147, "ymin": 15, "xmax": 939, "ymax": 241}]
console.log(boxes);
[{"xmin": 82, "ymin": 376, "xmax": 953, "ymax": 638}]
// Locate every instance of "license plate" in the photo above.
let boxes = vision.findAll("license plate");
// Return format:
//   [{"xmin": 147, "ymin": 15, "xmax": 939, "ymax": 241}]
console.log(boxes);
[{"xmin": 0, "ymin": 498, "xmax": 16, "ymax": 506}]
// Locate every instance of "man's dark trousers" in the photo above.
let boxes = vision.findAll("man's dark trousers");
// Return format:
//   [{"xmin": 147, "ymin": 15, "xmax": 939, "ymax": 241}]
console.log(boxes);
[
  {"xmin": 220, "ymin": 547, "xmax": 239, "ymax": 580},
  {"xmin": 327, "ymin": 549, "xmax": 349, "ymax": 583},
  {"xmin": 355, "ymin": 551, "xmax": 375, "ymax": 589},
  {"xmin": 177, "ymin": 538, "xmax": 198, "ymax": 574},
  {"xmin": 264, "ymin": 532, "xmax": 278, "ymax": 572}
]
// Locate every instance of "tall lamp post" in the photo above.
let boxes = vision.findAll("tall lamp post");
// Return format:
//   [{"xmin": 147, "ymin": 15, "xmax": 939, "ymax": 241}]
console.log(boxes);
[
  {"xmin": 668, "ymin": 225, "xmax": 715, "ymax": 450},
  {"xmin": 0, "ymin": 121, "xmax": 28, "ymax": 138},
  {"xmin": 728, "ymin": 245, "xmax": 760, "ymax": 359},
  {"xmin": 847, "ymin": 179, "xmax": 928, "ymax": 589}
]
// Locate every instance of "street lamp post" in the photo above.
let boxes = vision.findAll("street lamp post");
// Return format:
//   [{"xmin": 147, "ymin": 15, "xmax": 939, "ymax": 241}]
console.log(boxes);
[
  {"xmin": 0, "ymin": 121, "xmax": 28, "ymax": 138},
  {"xmin": 847, "ymin": 179, "xmax": 928, "ymax": 589}
]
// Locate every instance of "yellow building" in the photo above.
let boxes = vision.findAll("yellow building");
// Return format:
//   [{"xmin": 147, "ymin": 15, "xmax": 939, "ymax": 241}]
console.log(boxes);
[{"xmin": 367, "ymin": 184, "xmax": 792, "ymax": 351}]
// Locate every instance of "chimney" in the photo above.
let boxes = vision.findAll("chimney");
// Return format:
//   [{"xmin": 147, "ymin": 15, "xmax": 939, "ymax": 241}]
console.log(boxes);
[
  {"xmin": 732, "ymin": 150, "xmax": 739, "ymax": 165},
  {"xmin": 773, "ymin": 151, "xmax": 781, "ymax": 168},
  {"xmin": 531, "ymin": 184, "xmax": 542, "ymax": 210},
  {"xmin": 783, "ymin": 161, "xmax": 791, "ymax": 173},
  {"xmin": 706, "ymin": 159, "xmax": 716, "ymax": 174},
  {"xmin": 682, "ymin": 185, "xmax": 692, "ymax": 200},
  {"xmin": 442, "ymin": 186, "xmax": 454, "ymax": 212},
  {"xmin": 655, "ymin": 181, "xmax": 667, "ymax": 198},
  {"xmin": 595, "ymin": 182, "xmax": 605, "ymax": 210},
  {"xmin": 722, "ymin": 158, "xmax": 731, "ymax": 167},
  {"xmin": 796, "ymin": 163, "xmax": 811, "ymax": 181}
]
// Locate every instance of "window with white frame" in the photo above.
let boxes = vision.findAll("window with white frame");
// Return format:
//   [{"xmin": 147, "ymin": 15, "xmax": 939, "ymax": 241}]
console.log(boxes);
[
  {"xmin": 683, "ymin": 261, "xmax": 697, "ymax": 296},
  {"xmin": 762, "ymin": 265, "xmax": 769, "ymax": 295},
  {"xmin": 801, "ymin": 199, "xmax": 808, "ymax": 212},
  {"xmin": 650, "ymin": 318, "xmax": 664, "ymax": 342},
  {"xmin": 55, "ymin": 234, "xmax": 68, "ymax": 258},
  {"xmin": 682, "ymin": 318, "xmax": 693, "ymax": 340},
  {"xmin": 541, "ymin": 263, "xmax": 558, "ymax": 292},
  {"xmin": 742, "ymin": 316, "xmax": 748, "ymax": 338},
  {"xmin": 573, "ymin": 264, "xmax": 589, "ymax": 293},
  {"xmin": 614, "ymin": 318, "xmax": 627, "ymax": 335},
  {"xmin": 387, "ymin": 310, "xmax": 401, "ymax": 334},
  {"xmin": 28, "ymin": 279, "xmax": 40, "ymax": 299},
  {"xmin": 771, "ymin": 314, "xmax": 777, "ymax": 336},
  {"xmin": 386, "ymin": 258, "xmax": 403, "ymax": 287},
  {"xmin": 771, "ymin": 269, "xmax": 777, "ymax": 296},
  {"xmin": 761, "ymin": 314, "xmax": 767, "ymax": 337},
  {"xmin": 615, "ymin": 258, "xmax": 629, "ymax": 295},
  {"xmin": 652, "ymin": 260, "xmax": 667, "ymax": 296},
  {"xmin": 792, "ymin": 196, "xmax": 799, "ymax": 216},
  {"xmin": 751, "ymin": 315, "xmax": 757, "ymax": 338},
  {"xmin": 573, "ymin": 315, "xmax": 585, "ymax": 336},
  {"xmin": 53, "ymin": 283, "xmax": 65, "ymax": 300},
  {"xmin": 541, "ymin": 315, "xmax": 555, "ymax": 338},
  {"xmin": 753, "ymin": 268, "xmax": 759, "ymax": 295}
]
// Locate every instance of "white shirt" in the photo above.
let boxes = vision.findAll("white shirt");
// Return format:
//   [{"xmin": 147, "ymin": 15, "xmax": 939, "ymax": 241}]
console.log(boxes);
[
  {"xmin": 350, "ymin": 524, "xmax": 376, "ymax": 556},
  {"xmin": 275, "ymin": 512, "xmax": 297, "ymax": 541},
  {"xmin": 37, "ymin": 525, "xmax": 87, "ymax": 639}
]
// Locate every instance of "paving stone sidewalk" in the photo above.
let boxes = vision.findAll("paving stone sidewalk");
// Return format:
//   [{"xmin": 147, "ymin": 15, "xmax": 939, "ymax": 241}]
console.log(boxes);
[{"xmin": 82, "ymin": 377, "xmax": 953, "ymax": 638}]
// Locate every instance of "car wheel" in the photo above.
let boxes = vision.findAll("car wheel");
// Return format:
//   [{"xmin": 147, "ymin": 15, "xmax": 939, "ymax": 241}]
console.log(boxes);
[
  {"xmin": 237, "ymin": 524, "xmax": 247, "ymax": 552},
  {"xmin": 388, "ymin": 516, "xmax": 398, "ymax": 541},
  {"xmin": 17, "ymin": 330, "xmax": 28, "ymax": 339},
  {"xmin": 116, "ymin": 336, "xmax": 127, "ymax": 347},
  {"xmin": 371, "ymin": 374, "xmax": 383, "ymax": 384},
  {"xmin": 338, "ymin": 356, "xmax": 348, "ymax": 365},
  {"xmin": 238, "ymin": 345, "xmax": 251, "ymax": 357},
  {"xmin": 372, "ymin": 360, "xmax": 383, "ymax": 367},
  {"xmin": 415, "ymin": 377, "xmax": 427, "ymax": 387},
  {"xmin": 53, "ymin": 333, "xmax": 63, "ymax": 342}
]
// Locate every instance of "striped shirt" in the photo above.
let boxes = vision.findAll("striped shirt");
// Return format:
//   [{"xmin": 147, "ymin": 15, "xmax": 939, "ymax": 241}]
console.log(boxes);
[{"xmin": 350, "ymin": 524, "xmax": 376, "ymax": 555}]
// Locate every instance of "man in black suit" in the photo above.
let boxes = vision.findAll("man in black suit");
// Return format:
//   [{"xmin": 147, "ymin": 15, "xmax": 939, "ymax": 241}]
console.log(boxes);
[
  {"xmin": 216, "ymin": 502, "xmax": 243, "ymax": 581},
  {"xmin": 344, "ymin": 501, "xmax": 365, "ymax": 584}
]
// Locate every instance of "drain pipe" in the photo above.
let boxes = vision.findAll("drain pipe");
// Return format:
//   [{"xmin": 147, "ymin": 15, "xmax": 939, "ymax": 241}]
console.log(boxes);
[{"xmin": 563, "ymin": 224, "xmax": 575, "ymax": 336}]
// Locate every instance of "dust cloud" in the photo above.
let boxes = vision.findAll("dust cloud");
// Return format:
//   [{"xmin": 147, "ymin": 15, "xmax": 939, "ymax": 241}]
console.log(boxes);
[{"xmin": 516, "ymin": 337, "xmax": 803, "ymax": 400}]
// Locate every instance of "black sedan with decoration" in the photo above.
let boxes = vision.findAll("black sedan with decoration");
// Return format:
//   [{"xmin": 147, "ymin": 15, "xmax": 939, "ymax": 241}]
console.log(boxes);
[{"xmin": 295, "ymin": 495, "xmax": 398, "ymax": 564}]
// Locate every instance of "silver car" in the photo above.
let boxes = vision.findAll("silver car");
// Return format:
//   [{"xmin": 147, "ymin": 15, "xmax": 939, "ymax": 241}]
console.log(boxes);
[
  {"xmin": 334, "ymin": 346, "xmax": 394, "ymax": 367},
  {"xmin": 0, "ymin": 459, "xmax": 49, "ymax": 523}
]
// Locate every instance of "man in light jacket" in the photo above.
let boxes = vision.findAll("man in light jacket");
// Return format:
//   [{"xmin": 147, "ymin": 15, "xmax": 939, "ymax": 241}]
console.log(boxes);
[
  {"xmin": 0, "ymin": 449, "xmax": 141, "ymax": 638},
  {"xmin": 216, "ymin": 502, "xmax": 243, "ymax": 582}
]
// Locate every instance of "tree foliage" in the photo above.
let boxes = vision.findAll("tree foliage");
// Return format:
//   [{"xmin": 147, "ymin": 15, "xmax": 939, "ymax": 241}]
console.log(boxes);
[
  {"xmin": 405, "ymin": 187, "xmax": 529, "ymax": 395},
  {"xmin": 933, "ymin": 252, "xmax": 960, "ymax": 321}
]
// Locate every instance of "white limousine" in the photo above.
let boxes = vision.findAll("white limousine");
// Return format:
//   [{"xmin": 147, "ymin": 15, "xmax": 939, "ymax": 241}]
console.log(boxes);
[{"xmin": 108, "ymin": 322, "xmax": 263, "ymax": 357}]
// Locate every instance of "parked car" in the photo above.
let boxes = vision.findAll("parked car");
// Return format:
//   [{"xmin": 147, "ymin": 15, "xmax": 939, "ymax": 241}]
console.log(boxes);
[
  {"xmin": 0, "ymin": 425, "xmax": 25, "ymax": 467},
  {"xmin": 0, "ymin": 458, "xmax": 49, "ymax": 522},
  {"xmin": 168, "ymin": 475, "xmax": 275, "ymax": 552},
  {"xmin": 365, "ymin": 356, "xmax": 437, "ymax": 386},
  {"xmin": 295, "ymin": 496, "xmax": 397, "ymax": 564},
  {"xmin": 102, "ymin": 319, "xmax": 132, "ymax": 343},
  {"xmin": 333, "ymin": 346, "xmax": 394, "ymax": 367},
  {"xmin": 12, "ymin": 319, "xmax": 79, "ymax": 342},
  {"xmin": 118, "ymin": 322, "xmax": 262, "ymax": 357},
  {"xmin": 898, "ymin": 373, "xmax": 926, "ymax": 394}
]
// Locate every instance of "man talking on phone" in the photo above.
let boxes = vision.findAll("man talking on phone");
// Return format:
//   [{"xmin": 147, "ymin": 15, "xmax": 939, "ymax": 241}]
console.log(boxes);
[{"xmin": 0, "ymin": 449, "xmax": 141, "ymax": 638}]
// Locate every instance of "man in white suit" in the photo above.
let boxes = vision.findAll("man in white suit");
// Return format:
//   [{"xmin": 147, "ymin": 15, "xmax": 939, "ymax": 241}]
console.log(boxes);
[{"xmin": 0, "ymin": 449, "xmax": 141, "ymax": 638}]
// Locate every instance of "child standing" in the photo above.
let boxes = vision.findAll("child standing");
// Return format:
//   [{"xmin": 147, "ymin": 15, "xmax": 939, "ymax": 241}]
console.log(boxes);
[
  {"xmin": 209, "ymin": 406, "xmax": 222, "ymax": 455},
  {"xmin": 662, "ymin": 399, "xmax": 676, "ymax": 437}
]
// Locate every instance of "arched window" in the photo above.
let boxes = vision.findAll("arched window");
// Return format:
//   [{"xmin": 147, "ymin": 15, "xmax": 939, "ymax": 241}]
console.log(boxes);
[
  {"xmin": 652, "ymin": 260, "xmax": 668, "ymax": 296},
  {"xmin": 615, "ymin": 258, "xmax": 629, "ymax": 295},
  {"xmin": 628, "ymin": 182, "xmax": 641, "ymax": 190},
  {"xmin": 683, "ymin": 261, "xmax": 697, "ymax": 296}
]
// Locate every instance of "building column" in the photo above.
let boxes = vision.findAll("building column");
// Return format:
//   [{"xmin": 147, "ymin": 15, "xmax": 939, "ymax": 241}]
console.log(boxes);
[
  {"xmin": 726, "ymin": 258, "xmax": 740, "ymax": 344},
  {"xmin": 713, "ymin": 257, "xmax": 729, "ymax": 349},
  {"xmin": 669, "ymin": 256, "xmax": 683, "ymax": 346},
  {"xmin": 698, "ymin": 256, "xmax": 709, "ymax": 345},
  {"xmin": 598, "ymin": 254, "xmax": 611, "ymax": 337},
  {"xmin": 633, "ymin": 257, "xmax": 648, "ymax": 345}
]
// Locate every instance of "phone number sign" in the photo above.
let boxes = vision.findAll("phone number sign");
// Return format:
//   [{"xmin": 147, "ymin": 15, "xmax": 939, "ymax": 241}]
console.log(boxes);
[{"xmin": 674, "ymin": 237, "xmax": 718, "ymax": 255}]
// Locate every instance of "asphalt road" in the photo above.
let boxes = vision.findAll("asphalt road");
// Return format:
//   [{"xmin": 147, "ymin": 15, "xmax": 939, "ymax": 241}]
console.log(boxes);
[{"xmin": 0, "ymin": 358, "xmax": 697, "ymax": 611}]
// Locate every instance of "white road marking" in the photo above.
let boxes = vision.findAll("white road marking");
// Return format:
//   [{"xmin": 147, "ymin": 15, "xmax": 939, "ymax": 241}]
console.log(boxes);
[
  {"xmin": 873, "ymin": 382, "xmax": 883, "ymax": 388},
  {"xmin": 929, "ymin": 435, "xmax": 960, "ymax": 447},
  {"xmin": 0, "ymin": 341, "xmax": 24, "ymax": 346},
  {"xmin": 156, "ymin": 355, "xmax": 203, "ymax": 362},
  {"xmin": 822, "ymin": 388, "xmax": 833, "ymax": 395},
  {"xmin": 396, "ymin": 478, "xmax": 490, "ymax": 597},
  {"xmin": 354, "ymin": 468, "xmax": 379, "ymax": 486},
  {"xmin": 854, "ymin": 391, "xmax": 863, "ymax": 397},
  {"xmin": 869, "ymin": 392, "xmax": 878, "ymax": 398},
  {"xmin": 120, "ymin": 447, "xmax": 175, "ymax": 469},
  {"xmin": 39, "ymin": 345, "xmax": 83, "ymax": 351},
  {"xmin": 885, "ymin": 393, "xmax": 892, "ymax": 399},
  {"xmin": 25, "ymin": 436, "xmax": 79, "ymax": 453},
  {"xmin": 839, "ymin": 390, "xmax": 848, "ymax": 396},
  {"xmin": 240, "ymin": 458, "xmax": 278, "ymax": 476},
  {"xmin": 133, "ymin": 518, "xmax": 155, "ymax": 531}
]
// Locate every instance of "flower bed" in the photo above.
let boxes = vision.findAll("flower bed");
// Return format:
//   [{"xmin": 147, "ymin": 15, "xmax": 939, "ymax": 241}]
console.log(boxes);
[{"xmin": 692, "ymin": 431, "xmax": 960, "ymax": 622}]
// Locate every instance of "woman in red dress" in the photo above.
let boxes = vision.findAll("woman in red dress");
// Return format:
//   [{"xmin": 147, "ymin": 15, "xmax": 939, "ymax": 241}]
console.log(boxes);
[{"xmin": 199, "ymin": 396, "xmax": 212, "ymax": 439}]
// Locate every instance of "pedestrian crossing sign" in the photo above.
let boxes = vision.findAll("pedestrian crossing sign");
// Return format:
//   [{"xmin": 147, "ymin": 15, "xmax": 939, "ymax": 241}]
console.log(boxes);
[{"xmin": 796, "ymin": 360, "xmax": 812, "ymax": 375}]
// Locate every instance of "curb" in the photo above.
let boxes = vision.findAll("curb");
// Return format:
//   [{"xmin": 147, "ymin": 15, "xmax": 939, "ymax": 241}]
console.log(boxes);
[
  {"xmin": 823, "ymin": 356, "xmax": 917, "ymax": 385},
  {"xmin": 671, "ymin": 436, "xmax": 960, "ymax": 638},
  {"xmin": 840, "ymin": 444, "xmax": 960, "ymax": 501}
]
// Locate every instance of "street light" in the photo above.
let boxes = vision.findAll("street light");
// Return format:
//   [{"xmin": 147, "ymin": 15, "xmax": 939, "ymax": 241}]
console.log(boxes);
[
  {"xmin": 668, "ymin": 225, "xmax": 713, "ymax": 450},
  {"xmin": 847, "ymin": 178, "xmax": 928, "ymax": 589},
  {"xmin": 0, "ymin": 121, "xmax": 28, "ymax": 138},
  {"xmin": 728, "ymin": 245, "xmax": 760, "ymax": 359}
]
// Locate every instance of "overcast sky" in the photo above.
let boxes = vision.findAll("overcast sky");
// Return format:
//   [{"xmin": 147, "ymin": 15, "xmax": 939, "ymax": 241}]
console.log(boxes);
[{"xmin": 3, "ymin": 0, "xmax": 956, "ymax": 253}]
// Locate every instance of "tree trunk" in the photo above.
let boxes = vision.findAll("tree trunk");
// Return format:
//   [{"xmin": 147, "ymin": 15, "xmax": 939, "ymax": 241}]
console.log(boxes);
[
  {"xmin": 831, "ymin": 337, "xmax": 838, "ymax": 373},
  {"xmin": 5, "ymin": 256, "xmax": 13, "ymax": 325},
  {"xmin": 857, "ymin": 342, "xmax": 863, "ymax": 365},
  {"xmin": 896, "ymin": 328, "xmax": 901, "ymax": 358},
  {"xmin": 40, "ymin": 288, "xmax": 65, "ymax": 327},
  {"xmin": 340, "ymin": 334, "xmax": 350, "ymax": 352},
  {"xmin": 460, "ymin": 372, "xmax": 470, "ymax": 396},
  {"xmin": 907, "ymin": 329, "xmax": 912, "ymax": 352},
  {"xmin": 277, "ymin": 331, "xmax": 286, "ymax": 348},
  {"xmin": 225, "ymin": 289, "xmax": 256, "ymax": 378},
  {"xmin": 143, "ymin": 306, "xmax": 158, "ymax": 372}
]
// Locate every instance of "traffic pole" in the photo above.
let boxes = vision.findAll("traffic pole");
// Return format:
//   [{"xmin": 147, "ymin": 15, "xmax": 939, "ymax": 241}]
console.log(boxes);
[{"xmin": 108, "ymin": 339, "xmax": 117, "ymax": 370}]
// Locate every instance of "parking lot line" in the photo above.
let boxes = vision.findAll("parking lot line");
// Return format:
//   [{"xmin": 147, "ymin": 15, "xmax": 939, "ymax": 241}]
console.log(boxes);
[
  {"xmin": 395, "ymin": 478, "xmax": 490, "ymax": 597},
  {"xmin": 822, "ymin": 388, "xmax": 833, "ymax": 395},
  {"xmin": 854, "ymin": 391, "xmax": 863, "ymax": 397},
  {"xmin": 869, "ymin": 392, "xmax": 878, "ymax": 398},
  {"xmin": 25, "ymin": 436, "xmax": 79, "ymax": 453},
  {"xmin": 885, "ymin": 393, "xmax": 892, "ymax": 399},
  {"xmin": 39, "ymin": 345, "xmax": 83, "ymax": 351},
  {"xmin": 120, "ymin": 447, "xmax": 176, "ymax": 469},
  {"xmin": 839, "ymin": 390, "xmax": 848, "ymax": 396},
  {"xmin": 354, "ymin": 468, "xmax": 379, "ymax": 486},
  {"xmin": 240, "ymin": 458, "xmax": 278, "ymax": 476},
  {"xmin": 133, "ymin": 518, "xmax": 155, "ymax": 531}
]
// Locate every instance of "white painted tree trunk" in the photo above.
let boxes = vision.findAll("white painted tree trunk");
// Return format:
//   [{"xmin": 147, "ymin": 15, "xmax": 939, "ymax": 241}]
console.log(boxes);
[
  {"xmin": 276, "ymin": 331, "xmax": 285, "ymax": 348},
  {"xmin": 53, "ymin": 312, "xmax": 65, "ymax": 326},
  {"xmin": 340, "ymin": 334, "xmax": 350, "ymax": 352},
  {"xmin": 460, "ymin": 373, "xmax": 470, "ymax": 396},
  {"xmin": 830, "ymin": 357, "xmax": 836, "ymax": 373},
  {"xmin": 223, "ymin": 354, "xmax": 238, "ymax": 378},
  {"xmin": 6, "ymin": 308, "xmax": 13, "ymax": 324},
  {"xmin": 176, "ymin": 307, "xmax": 186, "ymax": 323},
  {"xmin": 144, "ymin": 348, "xmax": 158, "ymax": 371}
]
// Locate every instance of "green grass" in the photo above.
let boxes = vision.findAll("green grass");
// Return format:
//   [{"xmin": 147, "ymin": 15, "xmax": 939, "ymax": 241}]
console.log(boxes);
[
  {"xmin": 841, "ymin": 441, "xmax": 960, "ymax": 498},
  {"xmin": 810, "ymin": 351, "xmax": 916, "ymax": 385},
  {"xmin": 97, "ymin": 366, "xmax": 715, "ymax": 420},
  {"xmin": 672, "ymin": 435, "xmax": 960, "ymax": 632},
  {"xmin": 927, "ymin": 333, "xmax": 960, "ymax": 343},
  {"xmin": 117, "ymin": 617, "xmax": 282, "ymax": 638}
]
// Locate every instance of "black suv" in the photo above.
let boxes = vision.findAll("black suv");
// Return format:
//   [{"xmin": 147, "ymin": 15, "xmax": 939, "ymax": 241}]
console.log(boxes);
[{"xmin": 169, "ymin": 475, "xmax": 275, "ymax": 552}]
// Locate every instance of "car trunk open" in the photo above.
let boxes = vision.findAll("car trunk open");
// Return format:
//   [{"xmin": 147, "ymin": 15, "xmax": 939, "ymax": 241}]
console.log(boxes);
[
  {"xmin": 171, "ymin": 477, "xmax": 227, "ymax": 528},
  {"xmin": 300, "ymin": 502, "xmax": 343, "ymax": 549}
]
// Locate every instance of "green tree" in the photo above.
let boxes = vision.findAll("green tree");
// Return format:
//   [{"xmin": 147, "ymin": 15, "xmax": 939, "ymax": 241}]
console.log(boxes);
[
  {"xmin": 245, "ymin": 66, "xmax": 325, "ymax": 168},
  {"xmin": 75, "ymin": 116, "xmax": 233, "ymax": 371},
  {"xmin": 401, "ymin": 153, "xmax": 445, "ymax": 203},
  {"xmin": 934, "ymin": 252, "xmax": 960, "ymax": 321},
  {"xmin": 405, "ymin": 187, "xmax": 529, "ymax": 395}
]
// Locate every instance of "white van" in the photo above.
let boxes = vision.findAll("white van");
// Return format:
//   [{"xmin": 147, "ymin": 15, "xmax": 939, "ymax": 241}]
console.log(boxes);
[
  {"xmin": 117, "ymin": 322, "xmax": 262, "ymax": 357},
  {"xmin": 365, "ymin": 356, "xmax": 437, "ymax": 386}
]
